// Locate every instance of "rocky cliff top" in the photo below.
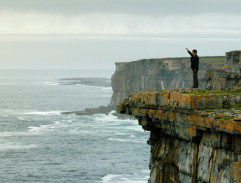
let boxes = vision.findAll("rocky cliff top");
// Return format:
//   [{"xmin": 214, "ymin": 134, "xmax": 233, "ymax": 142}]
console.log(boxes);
[{"xmin": 118, "ymin": 89, "xmax": 241, "ymax": 138}]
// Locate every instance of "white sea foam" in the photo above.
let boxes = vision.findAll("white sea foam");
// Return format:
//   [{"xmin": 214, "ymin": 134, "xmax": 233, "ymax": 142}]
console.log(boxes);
[
  {"xmin": 94, "ymin": 111, "xmax": 137, "ymax": 123},
  {"xmin": 0, "ymin": 143, "xmax": 37, "ymax": 151},
  {"xmin": 28, "ymin": 125, "xmax": 55, "ymax": 133},
  {"xmin": 41, "ymin": 82, "xmax": 59, "ymax": 86},
  {"xmin": 102, "ymin": 174, "xmax": 121, "ymax": 183},
  {"xmin": 69, "ymin": 129, "xmax": 92, "ymax": 134},
  {"xmin": 141, "ymin": 170, "xmax": 150, "ymax": 174},
  {"xmin": 0, "ymin": 131, "xmax": 31, "ymax": 137},
  {"xmin": 24, "ymin": 111, "xmax": 62, "ymax": 115},
  {"xmin": 92, "ymin": 111, "xmax": 143, "ymax": 133},
  {"xmin": 17, "ymin": 117, "xmax": 25, "ymax": 121},
  {"xmin": 123, "ymin": 126, "xmax": 144, "ymax": 132},
  {"xmin": 101, "ymin": 174, "xmax": 148, "ymax": 183},
  {"xmin": 129, "ymin": 134, "xmax": 135, "ymax": 138},
  {"xmin": 78, "ymin": 84, "xmax": 112, "ymax": 91},
  {"xmin": 107, "ymin": 138, "xmax": 146, "ymax": 143},
  {"xmin": 27, "ymin": 120, "xmax": 73, "ymax": 134},
  {"xmin": 118, "ymin": 177, "xmax": 149, "ymax": 183}
]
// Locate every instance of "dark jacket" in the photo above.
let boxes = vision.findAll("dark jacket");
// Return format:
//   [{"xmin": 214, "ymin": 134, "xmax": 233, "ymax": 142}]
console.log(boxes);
[{"xmin": 188, "ymin": 51, "xmax": 199, "ymax": 71}]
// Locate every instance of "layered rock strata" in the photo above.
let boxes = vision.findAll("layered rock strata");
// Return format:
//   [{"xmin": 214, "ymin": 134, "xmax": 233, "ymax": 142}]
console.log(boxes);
[{"xmin": 117, "ymin": 89, "xmax": 241, "ymax": 183}]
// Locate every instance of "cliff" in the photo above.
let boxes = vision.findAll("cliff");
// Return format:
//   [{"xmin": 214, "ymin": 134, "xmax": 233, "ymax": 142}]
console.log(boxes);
[
  {"xmin": 63, "ymin": 55, "xmax": 225, "ymax": 116},
  {"xmin": 111, "ymin": 57, "xmax": 224, "ymax": 106},
  {"xmin": 117, "ymin": 89, "xmax": 241, "ymax": 183},
  {"xmin": 207, "ymin": 51, "xmax": 241, "ymax": 91}
]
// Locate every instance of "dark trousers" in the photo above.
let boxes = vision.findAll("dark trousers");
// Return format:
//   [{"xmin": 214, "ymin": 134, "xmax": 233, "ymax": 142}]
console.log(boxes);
[{"xmin": 192, "ymin": 70, "xmax": 198, "ymax": 88}]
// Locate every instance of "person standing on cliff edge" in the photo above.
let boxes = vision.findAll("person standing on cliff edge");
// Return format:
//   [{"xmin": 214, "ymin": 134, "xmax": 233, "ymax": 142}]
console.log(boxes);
[{"xmin": 186, "ymin": 48, "xmax": 199, "ymax": 88}]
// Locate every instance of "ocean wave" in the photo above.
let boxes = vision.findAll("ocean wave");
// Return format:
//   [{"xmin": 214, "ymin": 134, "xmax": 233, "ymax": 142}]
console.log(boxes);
[
  {"xmin": 24, "ymin": 111, "xmax": 62, "ymax": 115},
  {"xmin": 17, "ymin": 117, "xmax": 25, "ymax": 121},
  {"xmin": 41, "ymin": 81, "xmax": 59, "ymax": 86},
  {"xmin": 0, "ymin": 131, "xmax": 31, "ymax": 137},
  {"xmin": 28, "ymin": 121, "xmax": 61, "ymax": 133},
  {"xmin": 69, "ymin": 129, "xmax": 92, "ymax": 134},
  {"xmin": 102, "ymin": 174, "xmax": 121, "ymax": 183},
  {"xmin": 107, "ymin": 138, "xmax": 146, "ymax": 143},
  {"xmin": 0, "ymin": 143, "xmax": 37, "ymax": 151},
  {"xmin": 101, "ymin": 174, "xmax": 148, "ymax": 183},
  {"xmin": 93, "ymin": 111, "xmax": 137, "ymax": 123},
  {"xmin": 91, "ymin": 111, "xmax": 145, "ymax": 133},
  {"xmin": 78, "ymin": 84, "xmax": 112, "ymax": 91}
]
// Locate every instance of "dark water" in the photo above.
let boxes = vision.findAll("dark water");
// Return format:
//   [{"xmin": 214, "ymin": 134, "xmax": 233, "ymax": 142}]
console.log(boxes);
[{"xmin": 0, "ymin": 70, "xmax": 150, "ymax": 183}]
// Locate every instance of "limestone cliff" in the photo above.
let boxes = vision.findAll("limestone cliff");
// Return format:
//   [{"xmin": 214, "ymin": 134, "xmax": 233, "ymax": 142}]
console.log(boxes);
[
  {"xmin": 111, "ymin": 57, "xmax": 224, "ymax": 106},
  {"xmin": 118, "ymin": 89, "xmax": 241, "ymax": 183},
  {"xmin": 207, "ymin": 51, "xmax": 241, "ymax": 91}
]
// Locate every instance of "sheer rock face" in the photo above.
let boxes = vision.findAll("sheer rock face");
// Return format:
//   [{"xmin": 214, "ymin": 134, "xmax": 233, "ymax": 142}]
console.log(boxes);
[
  {"xmin": 117, "ymin": 89, "xmax": 241, "ymax": 183},
  {"xmin": 207, "ymin": 51, "xmax": 241, "ymax": 91},
  {"xmin": 111, "ymin": 57, "xmax": 224, "ymax": 106}
]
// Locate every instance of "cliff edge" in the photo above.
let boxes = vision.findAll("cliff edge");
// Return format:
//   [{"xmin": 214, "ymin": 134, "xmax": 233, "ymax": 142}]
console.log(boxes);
[{"xmin": 118, "ymin": 89, "xmax": 241, "ymax": 183}]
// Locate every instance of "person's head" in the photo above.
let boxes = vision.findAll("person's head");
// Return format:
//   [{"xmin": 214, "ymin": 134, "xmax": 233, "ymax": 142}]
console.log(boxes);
[{"xmin": 192, "ymin": 49, "xmax": 197, "ymax": 56}]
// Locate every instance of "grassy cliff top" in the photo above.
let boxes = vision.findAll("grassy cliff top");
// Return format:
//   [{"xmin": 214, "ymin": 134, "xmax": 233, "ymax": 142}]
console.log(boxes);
[
  {"xmin": 116, "ymin": 56, "xmax": 225, "ymax": 64},
  {"xmin": 181, "ymin": 90, "xmax": 241, "ymax": 95},
  {"xmin": 143, "ymin": 89, "xmax": 241, "ymax": 95}
]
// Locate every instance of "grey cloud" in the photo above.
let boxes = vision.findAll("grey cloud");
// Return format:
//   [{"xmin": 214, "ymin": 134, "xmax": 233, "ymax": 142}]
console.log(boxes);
[
  {"xmin": 0, "ymin": 0, "xmax": 239, "ymax": 69},
  {"xmin": 0, "ymin": 0, "xmax": 240, "ymax": 16},
  {"xmin": 0, "ymin": 35, "xmax": 240, "ymax": 69}
]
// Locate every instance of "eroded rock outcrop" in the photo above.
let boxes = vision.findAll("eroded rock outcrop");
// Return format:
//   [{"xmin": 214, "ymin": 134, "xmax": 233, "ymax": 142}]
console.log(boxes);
[
  {"xmin": 207, "ymin": 51, "xmax": 241, "ymax": 91},
  {"xmin": 118, "ymin": 89, "xmax": 241, "ymax": 183}
]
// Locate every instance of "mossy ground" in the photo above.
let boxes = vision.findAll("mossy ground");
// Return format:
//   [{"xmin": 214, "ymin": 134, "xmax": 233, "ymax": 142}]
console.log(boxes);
[
  {"xmin": 163, "ymin": 56, "xmax": 225, "ymax": 64},
  {"xmin": 181, "ymin": 90, "xmax": 241, "ymax": 95},
  {"xmin": 232, "ymin": 105, "xmax": 241, "ymax": 110},
  {"xmin": 143, "ymin": 90, "xmax": 164, "ymax": 93},
  {"xmin": 143, "ymin": 90, "xmax": 241, "ymax": 95},
  {"xmin": 220, "ymin": 116, "xmax": 234, "ymax": 120}
]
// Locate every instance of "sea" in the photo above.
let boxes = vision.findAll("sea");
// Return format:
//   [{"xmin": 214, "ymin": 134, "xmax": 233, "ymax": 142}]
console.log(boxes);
[{"xmin": 0, "ymin": 70, "xmax": 150, "ymax": 183}]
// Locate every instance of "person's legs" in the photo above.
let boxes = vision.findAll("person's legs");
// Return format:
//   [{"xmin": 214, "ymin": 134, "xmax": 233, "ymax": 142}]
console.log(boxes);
[{"xmin": 193, "ymin": 71, "xmax": 198, "ymax": 88}]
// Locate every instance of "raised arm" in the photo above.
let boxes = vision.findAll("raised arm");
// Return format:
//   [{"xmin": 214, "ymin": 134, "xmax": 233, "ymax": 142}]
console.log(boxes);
[{"xmin": 186, "ymin": 48, "xmax": 193, "ymax": 56}]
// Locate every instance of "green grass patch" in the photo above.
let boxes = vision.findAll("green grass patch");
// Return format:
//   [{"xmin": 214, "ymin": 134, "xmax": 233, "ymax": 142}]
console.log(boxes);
[
  {"xmin": 205, "ymin": 109, "xmax": 217, "ymax": 112},
  {"xmin": 199, "ymin": 56, "xmax": 225, "ymax": 64},
  {"xmin": 220, "ymin": 116, "xmax": 234, "ymax": 120},
  {"xmin": 181, "ymin": 90, "xmax": 241, "ymax": 95},
  {"xmin": 142, "ymin": 90, "xmax": 164, "ymax": 93},
  {"xmin": 233, "ymin": 105, "xmax": 241, "ymax": 110}
]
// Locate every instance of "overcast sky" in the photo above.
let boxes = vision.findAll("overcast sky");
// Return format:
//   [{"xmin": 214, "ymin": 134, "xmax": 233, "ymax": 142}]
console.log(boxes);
[{"xmin": 0, "ymin": 0, "xmax": 240, "ymax": 69}]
